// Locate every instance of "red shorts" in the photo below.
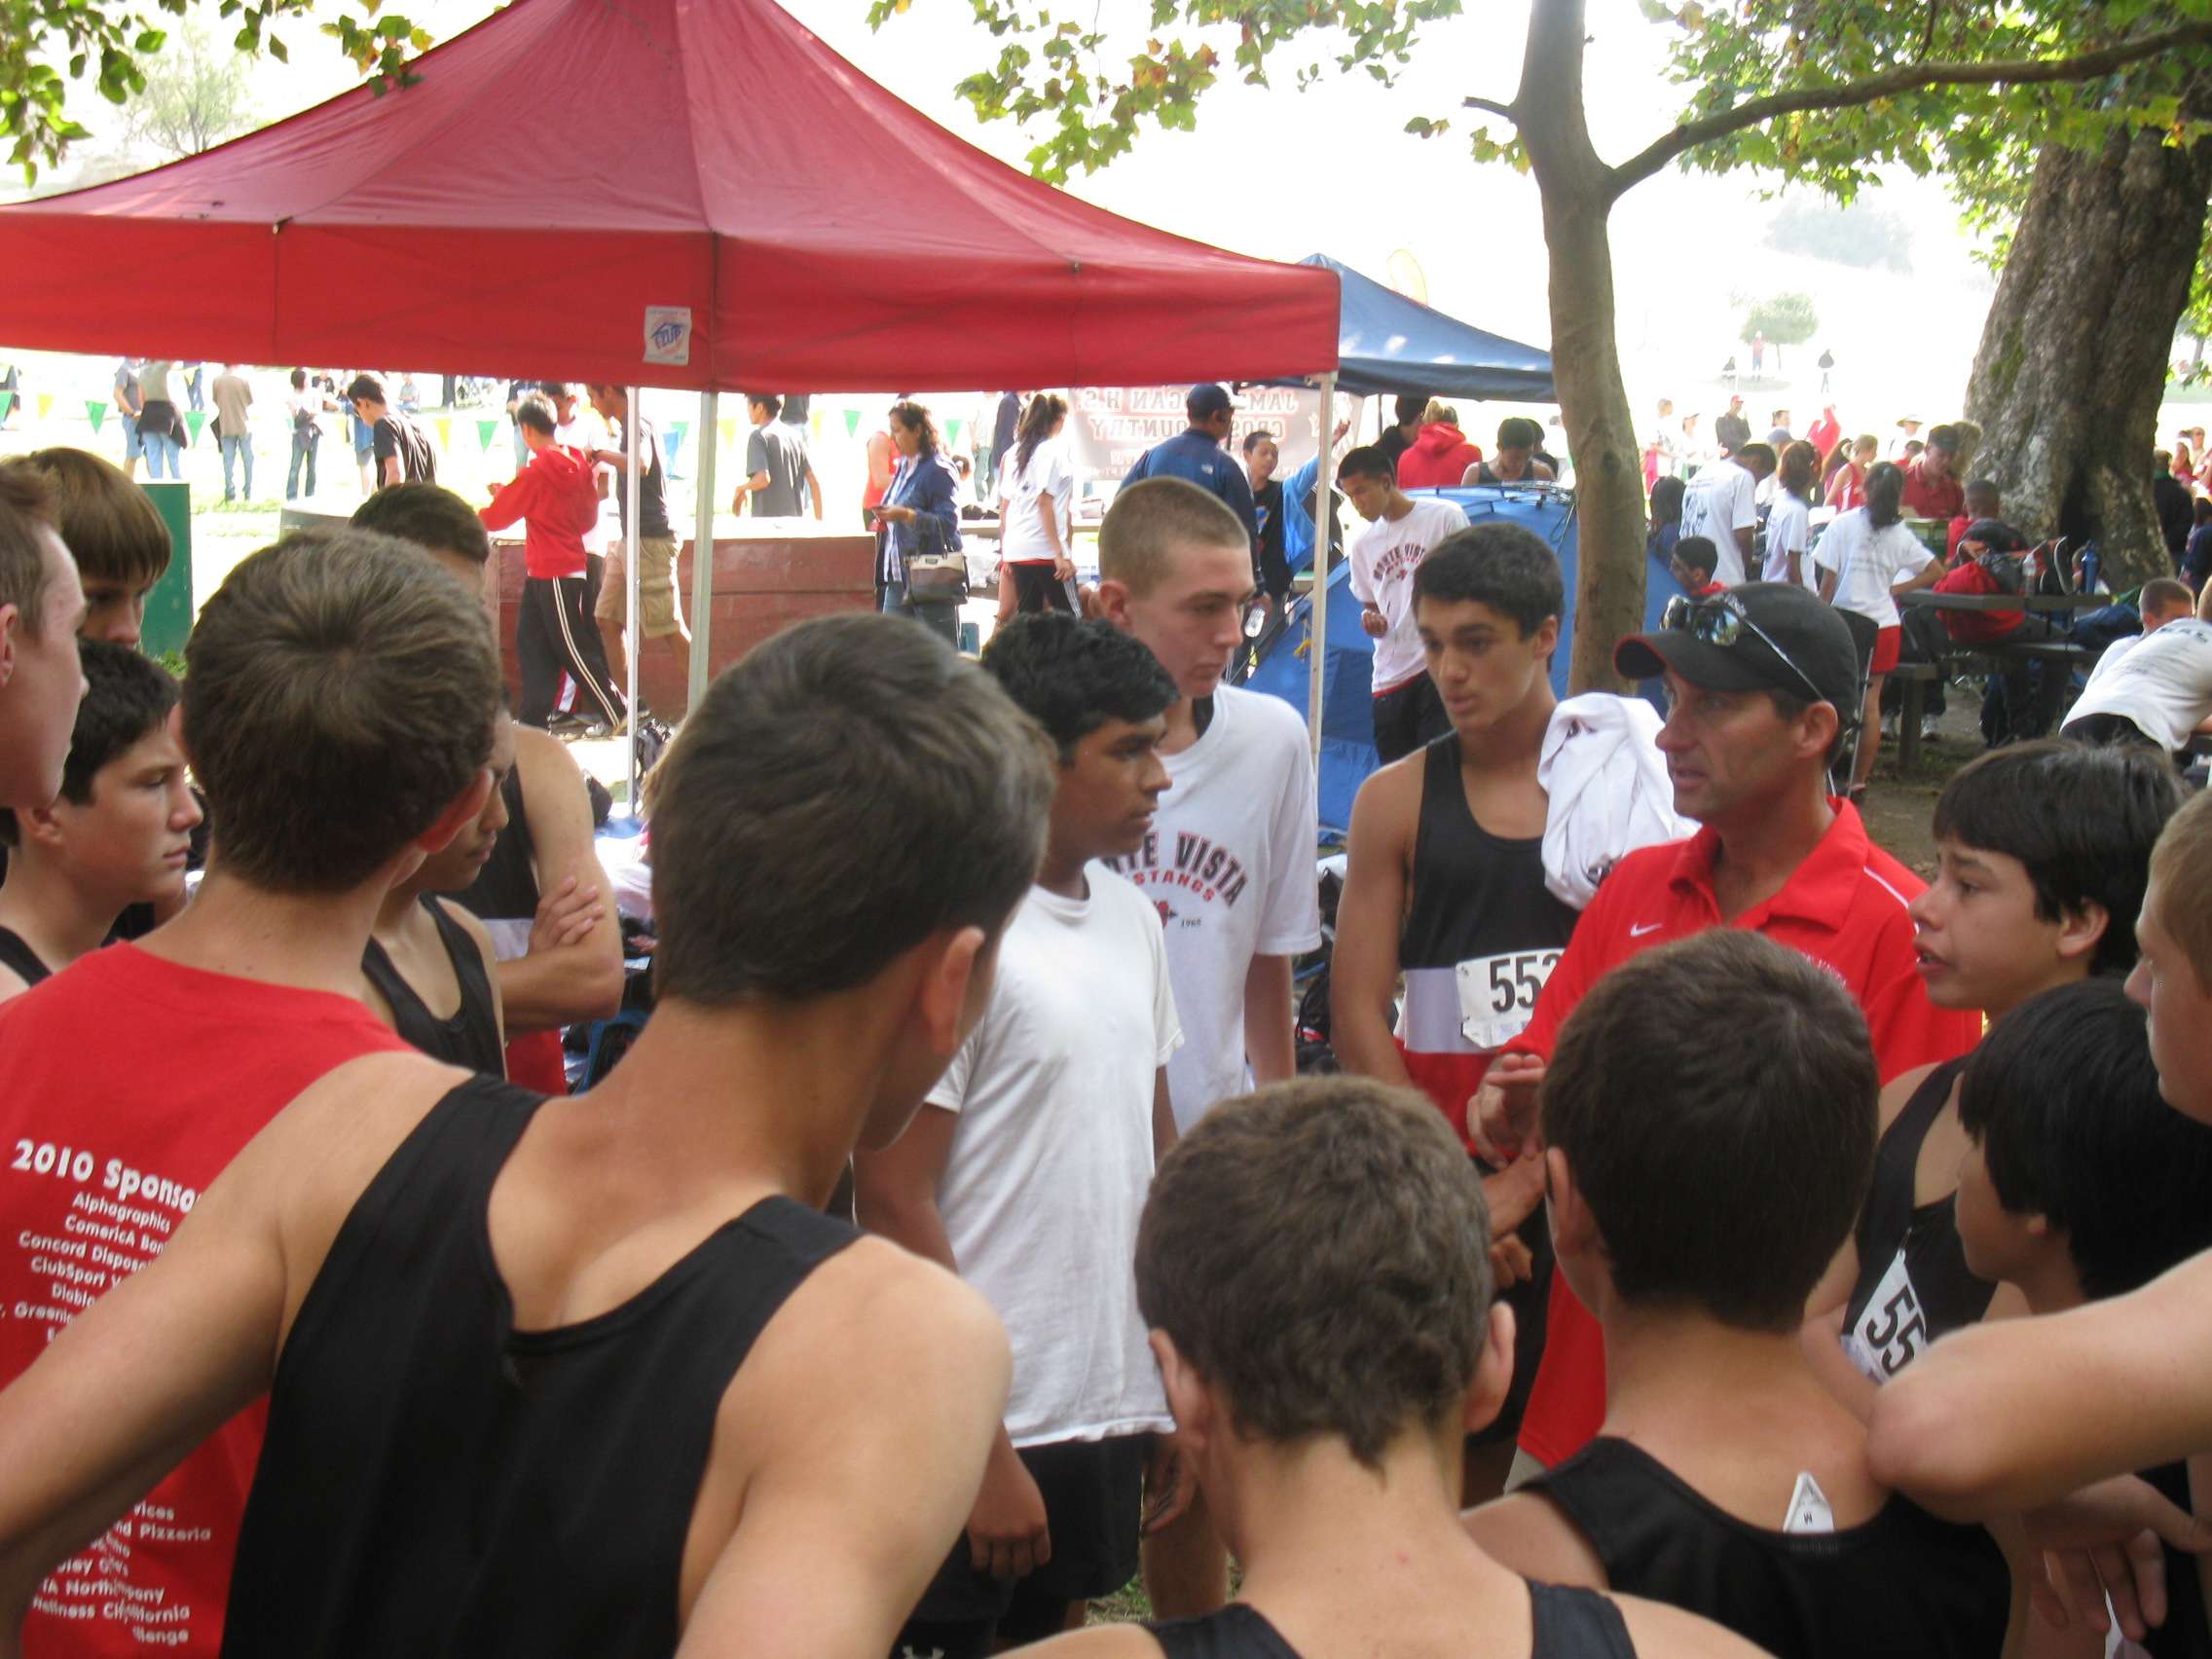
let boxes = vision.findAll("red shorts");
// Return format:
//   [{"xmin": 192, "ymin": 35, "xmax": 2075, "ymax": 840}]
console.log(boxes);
[{"xmin": 1870, "ymin": 625, "xmax": 1901, "ymax": 676}]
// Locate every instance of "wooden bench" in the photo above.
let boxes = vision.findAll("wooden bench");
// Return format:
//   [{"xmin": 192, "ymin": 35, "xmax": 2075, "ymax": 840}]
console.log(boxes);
[{"xmin": 1890, "ymin": 640, "xmax": 2098, "ymax": 768}]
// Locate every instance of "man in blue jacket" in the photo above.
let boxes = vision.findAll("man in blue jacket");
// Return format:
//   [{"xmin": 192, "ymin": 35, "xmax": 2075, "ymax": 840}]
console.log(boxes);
[{"xmin": 1125, "ymin": 385, "xmax": 1259, "ymax": 554}]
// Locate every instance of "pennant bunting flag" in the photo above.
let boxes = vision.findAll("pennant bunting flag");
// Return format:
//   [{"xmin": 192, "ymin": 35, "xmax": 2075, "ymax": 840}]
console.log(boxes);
[
  {"xmin": 435, "ymin": 418, "xmax": 452, "ymax": 449},
  {"xmin": 842, "ymin": 408, "xmax": 861, "ymax": 438},
  {"xmin": 719, "ymin": 418, "xmax": 738, "ymax": 449},
  {"xmin": 668, "ymin": 421, "xmax": 688, "ymax": 450},
  {"xmin": 946, "ymin": 419, "xmax": 963, "ymax": 448},
  {"xmin": 477, "ymin": 420, "xmax": 499, "ymax": 452},
  {"xmin": 810, "ymin": 409, "xmax": 825, "ymax": 437},
  {"xmin": 86, "ymin": 400, "xmax": 107, "ymax": 434},
  {"xmin": 36, "ymin": 393, "xmax": 53, "ymax": 422},
  {"xmin": 0, "ymin": 393, "xmax": 13, "ymax": 424},
  {"xmin": 664, "ymin": 426, "xmax": 685, "ymax": 464},
  {"xmin": 185, "ymin": 410, "xmax": 206, "ymax": 443}
]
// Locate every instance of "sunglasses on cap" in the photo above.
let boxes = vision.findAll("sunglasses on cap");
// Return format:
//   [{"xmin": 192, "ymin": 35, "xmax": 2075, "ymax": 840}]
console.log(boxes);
[{"xmin": 1660, "ymin": 592, "xmax": 1829, "ymax": 708}]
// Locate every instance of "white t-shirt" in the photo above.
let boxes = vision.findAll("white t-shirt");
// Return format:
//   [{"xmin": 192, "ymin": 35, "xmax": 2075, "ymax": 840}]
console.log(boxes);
[
  {"xmin": 1762, "ymin": 493, "xmax": 1816, "ymax": 589},
  {"xmin": 1678, "ymin": 460, "xmax": 1758, "ymax": 586},
  {"xmin": 1349, "ymin": 498, "xmax": 1470, "ymax": 694},
  {"xmin": 999, "ymin": 435, "xmax": 1074, "ymax": 564},
  {"xmin": 1100, "ymin": 684, "xmax": 1321, "ymax": 1132},
  {"xmin": 927, "ymin": 867, "xmax": 1182, "ymax": 1447},
  {"xmin": 1814, "ymin": 508, "xmax": 1933, "ymax": 628},
  {"xmin": 555, "ymin": 408, "xmax": 614, "ymax": 555},
  {"xmin": 2064, "ymin": 619, "xmax": 2212, "ymax": 753}
]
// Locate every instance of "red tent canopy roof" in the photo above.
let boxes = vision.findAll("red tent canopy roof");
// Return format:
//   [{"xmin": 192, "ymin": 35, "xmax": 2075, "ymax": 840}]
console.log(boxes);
[{"xmin": 0, "ymin": 0, "xmax": 1338, "ymax": 390}]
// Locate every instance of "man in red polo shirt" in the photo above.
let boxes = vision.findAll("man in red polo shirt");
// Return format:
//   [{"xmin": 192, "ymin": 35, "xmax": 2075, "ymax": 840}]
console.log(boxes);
[
  {"xmin": 1473, "ymin": 582, "xmax": 1980, "ymax": 1485},
  {"xmin": 1899, "ymin": 423, "xmax": 1965, "ymax": 522}
]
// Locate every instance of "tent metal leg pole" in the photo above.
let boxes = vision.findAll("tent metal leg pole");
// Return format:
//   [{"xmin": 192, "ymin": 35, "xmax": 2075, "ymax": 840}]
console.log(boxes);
[
  {"xmin": 689, "ymin": 390, "xmax": 718, "ymax": 718},
  {"xmin": 626, "ymin": 385, "xmax": 643, "ymax": 811},
  {"xmin": 1309, "ymin": 373, "xmax": 1335, "ymax": 765}
]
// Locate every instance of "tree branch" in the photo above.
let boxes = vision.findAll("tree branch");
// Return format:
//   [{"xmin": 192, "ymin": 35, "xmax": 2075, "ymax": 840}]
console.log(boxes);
[
  {"xmin": 1604, "ymin": 20, "xmax": 2212, "ymax": 201},
  {"xmin": 1461, "ymin": 94, "xmax": 1519, "ymax": 124}
]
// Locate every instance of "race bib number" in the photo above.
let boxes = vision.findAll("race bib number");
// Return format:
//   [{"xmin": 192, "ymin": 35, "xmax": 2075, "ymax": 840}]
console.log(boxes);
[
  {"xmin": 1841, "ymin": 1248, "xmax": 1930, "ymax": 1382},
  {"xmin": 1456, "ymin": 949, "xmax": 1563, "ymax": 1052}
]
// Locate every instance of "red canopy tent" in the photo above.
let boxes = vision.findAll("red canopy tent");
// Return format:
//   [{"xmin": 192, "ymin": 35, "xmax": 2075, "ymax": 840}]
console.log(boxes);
[{"xmin": 0, "ymin": 0, "xmax": 1338, "ymax": 389}]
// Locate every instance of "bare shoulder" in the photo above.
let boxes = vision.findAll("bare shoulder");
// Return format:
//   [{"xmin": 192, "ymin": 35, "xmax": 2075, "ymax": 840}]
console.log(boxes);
[
  {"xmin": 252, "ymin": 1050, "xmax": 478, "ymax": 1200},
  {"xmin": 439, "ymin": 899, "xmax": 502, "ymax": 967},
  {"xmin": 1611, "ymin": 1594, "xmax": 1775, "ymax": 1658},
  {"xmin": 0, "ymin": 963, "xmax": 26, "ymax": 1004},
  {"xmin": 1877, "ymin": 1061, "xmax": 1939, "ymax": 1132},
  {"xmin": 512, "ymin": 720, "xmax": 589, "ymax": 807},
  {"xmin": 1463, "ymin": 1491, "xmax": 1608, "ymax": 1588},
  {"xmin": 1348, "ymin": 746, "xmax": 1423, "ymax": 841},
  {"xmin": 1015, "ymin": 1627, "xmax": 1164, "ymax": 1658}
]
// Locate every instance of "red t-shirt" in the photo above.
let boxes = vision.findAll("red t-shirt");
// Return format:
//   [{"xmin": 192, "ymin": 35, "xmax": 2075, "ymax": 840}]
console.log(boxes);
[
  {"xmin": 1899, "ymin": 457, "xmax": 1965, "ymax": 522},
  {"xmin": 1504, "ymin": 804, "xmax": 1980, "ymax": 1470},
  {"xmin": 0, "ymin": 944, "xmax": 410, "ymax": 1657},
  {"xmin": 1806, "ymin": 417, "xmax": 1842, "ymax": 464}
]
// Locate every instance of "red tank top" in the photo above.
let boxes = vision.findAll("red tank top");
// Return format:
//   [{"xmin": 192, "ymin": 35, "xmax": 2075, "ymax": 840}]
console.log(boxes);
[{"xmin": 0, "ymin": 944, "xmax": 410, "ymax": 1657}]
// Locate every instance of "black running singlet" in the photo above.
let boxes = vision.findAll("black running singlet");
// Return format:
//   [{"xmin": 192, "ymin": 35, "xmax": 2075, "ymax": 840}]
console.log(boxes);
[
  {"xmin": 221, "ymin": 1075, "xmax": 860, "ymax": 1657},
  {"xmin": 1839, "ymin": 1056, "xmax": 1993, "ymax": 1383},
  {"xmin": 360, "ymin": 896, "xmax": 505, "ymax": 1076},
  {"xmin": 457, "ymin": 765, "xmax": 538, "ymax": 944},
  {"xmin": 1147, "ymin": 1581, "xmax": 1639, "ymax": 1658},
  {"xmin": 1534, "ymin": 1437, "xmax": 2009, "ymax": 1659},
  {"xmin": 0, "ymin": 925, "xmax": 50, "ymax": 988}
]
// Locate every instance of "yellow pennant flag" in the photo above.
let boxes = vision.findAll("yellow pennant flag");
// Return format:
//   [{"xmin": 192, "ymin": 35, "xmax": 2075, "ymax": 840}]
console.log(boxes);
[
  {"xmin": 435, "ymin": 417, "xmax": 452, "ymax": 449},
  {"xmin": 719, "ymin": 418, "xmax": 738, "ymax": 449},
  {"xmin": 36, "ymin": 393, "xmax": 53, "ymax": 422}
]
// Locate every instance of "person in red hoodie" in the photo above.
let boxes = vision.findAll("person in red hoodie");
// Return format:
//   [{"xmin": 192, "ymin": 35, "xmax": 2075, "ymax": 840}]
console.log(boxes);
[
  {"xmin": 1394, "ymin": 399, "xmax": 1484, "ymax": 490},
  {"xmin": 480, "ymin": 394, "xmax": 627, "ymax": 734}
]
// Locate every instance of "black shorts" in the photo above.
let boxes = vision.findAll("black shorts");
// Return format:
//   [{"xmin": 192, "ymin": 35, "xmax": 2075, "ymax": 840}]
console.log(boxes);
[
  {"xmin": 1010, "ymin": 561, "xmax": 1076, "ymax": 615},
  {"xmin": 1372, "ymin": 674, "xmax": 1449, "ymax": 765},
  {"xmin": 896, "ymin": 1434, "xmax": 1148, "ymax": 1657}
]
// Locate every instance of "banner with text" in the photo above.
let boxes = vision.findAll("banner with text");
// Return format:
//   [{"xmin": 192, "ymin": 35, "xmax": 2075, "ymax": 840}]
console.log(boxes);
[{"xmin": 1062, "ymin": 386, "xmax": 1365, "ymax": 488}]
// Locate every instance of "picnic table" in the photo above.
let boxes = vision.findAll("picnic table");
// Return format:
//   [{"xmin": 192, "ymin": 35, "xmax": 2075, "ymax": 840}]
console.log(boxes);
[{"xmin": 1890, "ymin": 589, "xmax": 2116, "ymax": 765}]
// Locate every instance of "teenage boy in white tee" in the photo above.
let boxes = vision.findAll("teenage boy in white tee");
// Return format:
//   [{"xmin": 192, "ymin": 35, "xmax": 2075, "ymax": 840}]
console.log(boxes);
[
  {"xmin": 1679, "ymin": 442, "xmax": 1772, "ymax": 587},
  {"xmin": 1092, "ymin": 477, "xmax": 1322, "ymax": 1618},
  {"xmin": 1339, "ymin": 443, "xmax": 1470, "ymax": 764},
  {"xmin": 857, "ymin": 614, "xmax": 1186, "ymax": 1658},
  {"xmin": 2063, "ymin": 580, "xmax": 2212, "ymax": 758}
]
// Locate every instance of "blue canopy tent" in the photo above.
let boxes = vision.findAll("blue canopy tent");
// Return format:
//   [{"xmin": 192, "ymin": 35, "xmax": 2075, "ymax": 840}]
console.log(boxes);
[
  {"xmin": 1292, "ymin": 254, "xmax": 1555, "ymax": 403},
  {"xmin": 1247, "ymin": 486, "xmax": 1687, "ymax": 835}
]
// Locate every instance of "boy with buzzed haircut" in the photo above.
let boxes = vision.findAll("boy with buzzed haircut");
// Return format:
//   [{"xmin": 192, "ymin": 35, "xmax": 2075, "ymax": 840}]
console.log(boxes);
[
  {"xmin": 0, "ymin": 641, "xmax": 199, "ymax": 996},
  {"xmin": 1951, "ymin": 978, "xmax": 2212, "ymax": 1657},
  {"xmin": 0, "ymin": 612, "xmax": 1052, "ymax": 1659},
  {"xmin": 1333, "ymin": 526, "xmax": 1577, "ymax": 1497},
  {"xmin": 860, "ymin": 613, "xmax": 1185, "ymax": 1658},
  {"xmin": 1865, "ymin": 793, "xmax": 2212, "ymax": 1532},
  {"xmin": 1801, "ymin": 739, "xmax": 2181, "ymax": 1414},
  {"xmin": 1023, "ymin": 1077, "xmax": 1766, "ymax": 1659},
  {"xmin": 1093, "ymin": 477, "xmax": 1321, "ymax": 1618},
  {"xmin": 352, "ymin": 484, "xmax": 620, "ymax": 1089},
  {"xmin": 0, "ymin": 449, "xmax": 170, "ymax": 646},
  {"xmin": 1466, "ymin": 931, "xmax": 2012, "ymax": 1659},
  {"xmin": 0, "ymin": 530, "xmax": 499, "ymax": 1657},
  {"xmin": 0, "ymin": 465, "xmax": 89, "ymax": 810}
]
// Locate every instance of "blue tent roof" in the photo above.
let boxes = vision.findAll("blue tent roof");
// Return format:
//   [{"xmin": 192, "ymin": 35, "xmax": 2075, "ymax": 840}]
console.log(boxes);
[{"xmin": 1286, "ymin": 254, "xmax": 1555, "ymax": 403}]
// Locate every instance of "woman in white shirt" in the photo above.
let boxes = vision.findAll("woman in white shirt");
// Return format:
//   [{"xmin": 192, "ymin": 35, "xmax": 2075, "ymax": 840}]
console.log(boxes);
[
  {"xmin": 1815, "ymin": 461, "xmax": 1941, "ymax": 800},
  {"xmin": 1763, "ymin": 440, "xmax": 1819, "ymax": 591},
  {"xmin": 995, "ymin": 391, "xmax": 1077, "ymax": 621}
]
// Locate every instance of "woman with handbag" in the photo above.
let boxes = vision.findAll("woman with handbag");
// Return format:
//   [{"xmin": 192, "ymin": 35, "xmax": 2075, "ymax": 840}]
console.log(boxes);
[{"xmin": 871, "ymin": 399, "xmax": 965, "ymax": 647}]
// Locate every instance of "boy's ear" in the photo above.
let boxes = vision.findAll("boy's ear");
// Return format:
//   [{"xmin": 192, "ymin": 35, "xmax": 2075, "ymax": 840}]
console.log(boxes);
[
  {"xmin": 916, "ymin": 924, "xmax": 990, "ymax": 1062},
  {"xmin": 1152, "ymin": 1329, "xmax": 1212, "ymax": 1455},
  {"xmin": 2054, "ymin": 900, "xmax": 2110, "ymax": 967},
  {"xmin": 1460, "ymin": 1301, "xmax": 1517, "ymax": 1439}
]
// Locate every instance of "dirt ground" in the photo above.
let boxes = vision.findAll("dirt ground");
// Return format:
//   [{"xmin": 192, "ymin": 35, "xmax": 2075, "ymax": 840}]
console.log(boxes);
[{"xmin": 1856, "ymin": 676, "xmax": 1988, "ymax": 879}]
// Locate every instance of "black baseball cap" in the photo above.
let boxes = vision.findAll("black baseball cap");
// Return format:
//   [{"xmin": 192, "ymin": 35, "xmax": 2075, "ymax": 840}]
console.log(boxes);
[
  {"xmin": 1187, "ymin": 383, "xmax": 1237, "ymax": 420},
  {"xmin": 1615, "ymin": 581, "xmax": 1860, "ymax": 718}
]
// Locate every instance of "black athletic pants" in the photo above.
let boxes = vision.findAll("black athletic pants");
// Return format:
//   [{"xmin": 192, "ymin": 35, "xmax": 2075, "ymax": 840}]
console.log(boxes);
[
  {"xmin": 518, "ymin": 574, "xmax": 627, "ymax": 730},
  {"xmin": 1372, "ymin": 675, "xmax": 1449, "ymax": 765}
]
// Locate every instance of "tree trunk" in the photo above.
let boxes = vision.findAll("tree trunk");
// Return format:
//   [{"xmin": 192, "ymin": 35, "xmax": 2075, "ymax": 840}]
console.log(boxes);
[
  {"xmin": 1516, "ymin": 0, "xmax": 1645, "ymax": 693},
  {"xmin": 1965, "ymin": 127, "xmax": 2212, "ymax": 588}
]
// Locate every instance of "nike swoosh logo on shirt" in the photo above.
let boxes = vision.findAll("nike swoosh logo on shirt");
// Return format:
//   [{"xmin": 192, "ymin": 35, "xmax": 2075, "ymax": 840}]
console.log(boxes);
[{"xmin": 1630, "ymin": 921, "xmax": 1664, "ymax": 937}]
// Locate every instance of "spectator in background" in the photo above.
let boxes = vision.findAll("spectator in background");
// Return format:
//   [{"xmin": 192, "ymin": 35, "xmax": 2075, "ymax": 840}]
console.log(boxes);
[
  {"xmin": 1677, "ymin": 440, "xmax": 1770, "ymax": 587},
  {"xmin": 1669, "ymin": 535, "xmax": 1722, "ymax": 600},
  {"xmin": 1899, "ymin": 424, "xmax": 1965, "ymax": 521},
  {"xmin": 1946, "ymin": 478, "xmax": 2001, "ymax": 561},
  {"xmin": 1124, "ymin": 385, "xmax": 1259, "ymax": 552},
  {"xmin": 1713, "ymin": 394, "xmax": 1751, "ymax": 458},
  {"xmin": 1645, "ymin": 396, "xmax": 1681, "ymax": 485},
  {"xmin": 1764, "ymin": 440, "xmax": 1819, "ymax": 591},
  {"xmin": 1825, "ymin": 432, "xmax": 1878, "ymax": 511},
  {"xmin": 1376, "ymin": 394, "xmax": 1426, "ymax": 472},
  {"xmin": 863, "ymin": 414, "xmax": 899, "ymax": 529},
  {"xmin": 112, "ymin": 359, "xmax": 145, "ymax": 482},
  {"xmin": 212, "ymin": 364, "xmax": 255, "ymax": 504},
  {"xmin": 997, "ymin": 392, "xmax": 1078, "ymax": 617},
  {"xmin": 1462, "ymin": 418, "xmax": 1555, "ymax": 487},
  {"xmin": 1341, "ymin": 445, "xmax": 1468, "ymax": 763},
  {"xmin": 1817, "ymin": 461, "xmax": 1940, "ymax": 799},
  {"xmin": 348, "ymin": 374, "xmax": 436, "ymax": 489},
  {"xmin": 135, "ymin": 359, "xmax": 185, "ymax": 482},
  {"xmin": 733, "ymin": 393, "xmax": 822, "ymax": 519},
  {"xmin": 1888, "ymin": 416, "xmax": 1924, "ymax": 460},
  {"xmin": 1241, "ymin": 430, "xmax": 1289, "ymax": 634},
  {"xmin": 1806, "ymin": 403, "xmax": 1842, "ymax": 466},
  {"xmin": 2173, "ymin": 436, "xmax": 2195, "ymax": 484},
  {"xmin": 2063, "ymin": 578, "xmax": 2212, "ymax": 759},
  {"xmin": 504, "ymin": 379, "xmax": 535, "ymax": 474},
  {"xmin": 1645, "ymin": 474, "xmax": 1685, "ymax": 570},
  {"xmin": 1766, "ymin": 409, "xmax": 1793, "ymax": 448},
  {"xmin": 2184, "ymin": 497, "xmax": 2212, "ymax": 594},
  {"xmin": 1396, "ymin": 399, "xmax": 1483, "ymax": 489},
  {"xmin": 284, "ymin": 369, "xmax": 332, "ymax": 501},
  {"xmin": 0, "ymin": 447, "xmax": 172, "ymax": 647},
  {"xmin": 2154, "ymin": 451, "xmax": 2194, "ymax": 571},
  {"xmin": 985, "ymin": 389, "xmax": 1022, "ymax": 499},
  {"xmin": 1678, "ymin": 411, "xmax": 1710, "ymax": 474},
  {"xmin": 872, "ymin": 398, "xmax": 964, "ymax": 647},
  {"xmin": 1818, "ymin": 346, "xmax": 1836, "ymax": 389},
  {"xmin": 396, "ymin": 376, "xmax": 422, "ymax": 415}
]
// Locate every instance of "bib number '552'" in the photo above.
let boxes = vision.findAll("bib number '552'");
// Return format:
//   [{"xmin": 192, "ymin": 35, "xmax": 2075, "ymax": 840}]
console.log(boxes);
[{"xmin": 1455, "ymin": 950, "xmax": 1563, "ymax": 1052}]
